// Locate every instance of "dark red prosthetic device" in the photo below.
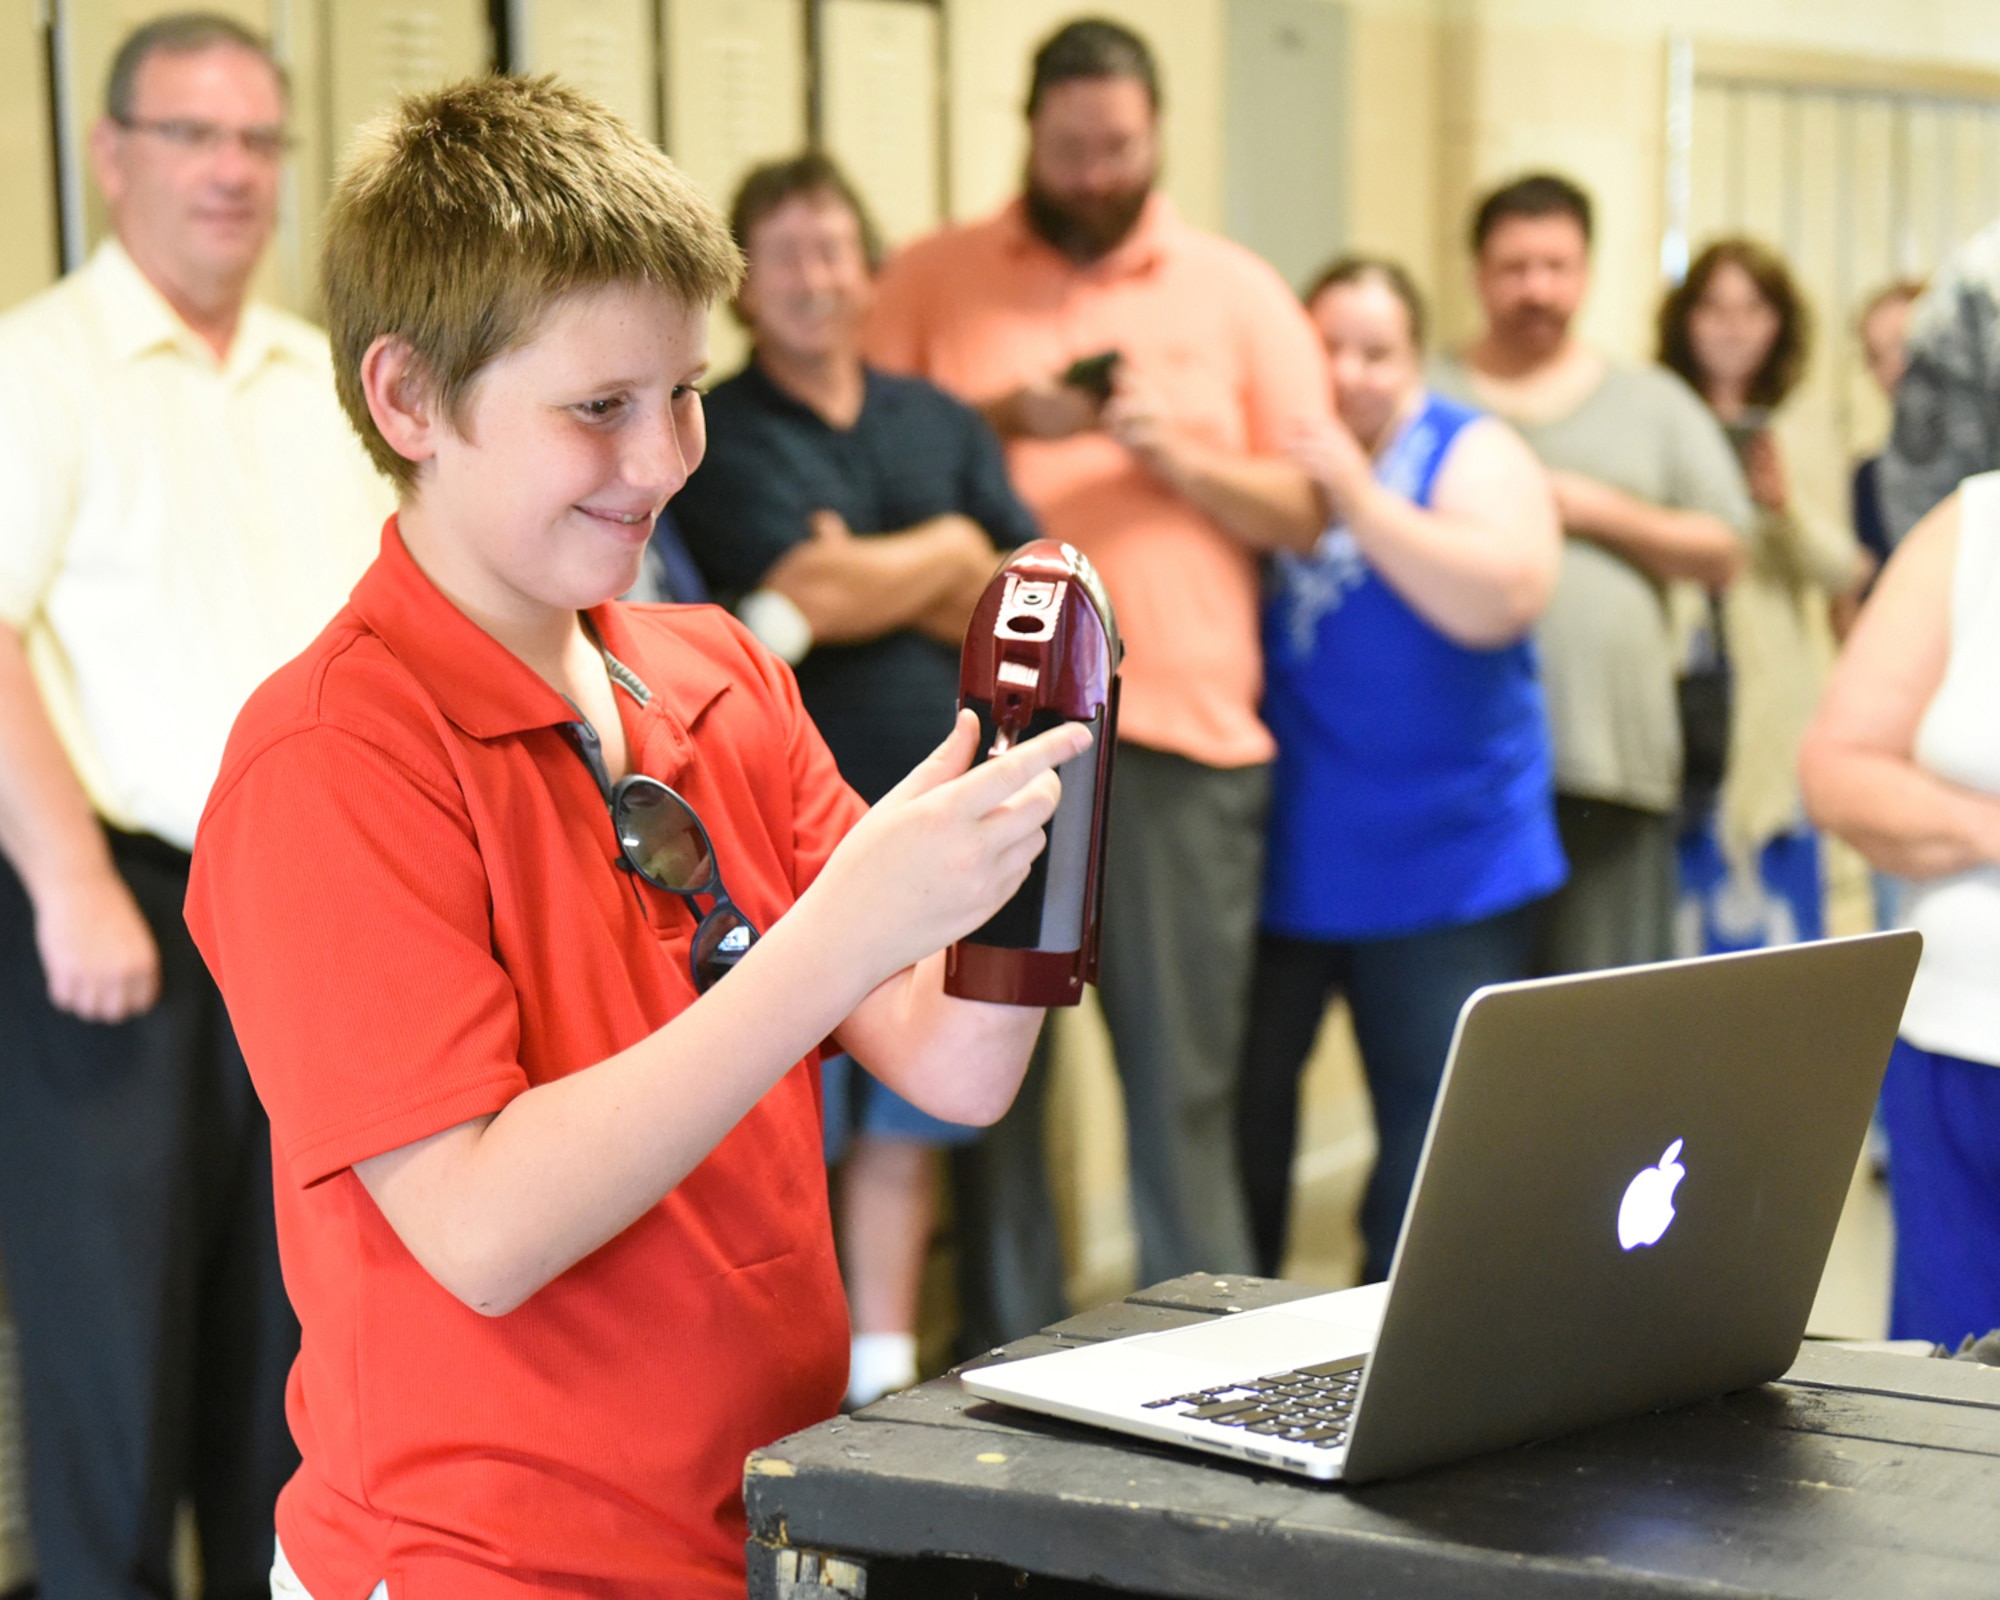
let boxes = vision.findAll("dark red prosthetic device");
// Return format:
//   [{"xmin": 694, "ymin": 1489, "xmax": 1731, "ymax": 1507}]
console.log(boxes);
[{"xmin": 946, "ymin": 540, "xmax": 1122, "ymax": 1007}]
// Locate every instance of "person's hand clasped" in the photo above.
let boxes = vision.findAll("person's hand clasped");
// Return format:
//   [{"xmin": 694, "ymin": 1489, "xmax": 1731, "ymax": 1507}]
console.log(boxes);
[
  {"xmin": 1546, "ymin": 468, "xmax": 1614, "ymax": 533},
  {"xmin": 817, "ymin": 710, "xmax": 1092, "ymax": 985},
  {"xmin": 1284, "ymin": 414, "xmax": 1372, "ymax": 522},
  {"xmin": 34, "ymin": 865, "xmax": 161, "ymax": 1023},
  {"xmin": 1743, "ymin": 431, "xmax": 1790, "ymax": 513}
]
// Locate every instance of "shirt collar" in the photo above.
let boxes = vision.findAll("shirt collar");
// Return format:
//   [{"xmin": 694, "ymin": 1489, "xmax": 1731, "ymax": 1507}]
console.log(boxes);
[
  {"xmin": 740, "ymin": 352, "xmax": 878, "ymax": 427},
  {"xmin": 1000, "ymin": 190, "xmax": 1178, "ymax": 279},
  {"xmin": 86, "ymin": 236, "xmax": 319, "ymax": 381},
  {"xmin": 350, "ymin": 516, "xmax": 734, "ymax": 755}
]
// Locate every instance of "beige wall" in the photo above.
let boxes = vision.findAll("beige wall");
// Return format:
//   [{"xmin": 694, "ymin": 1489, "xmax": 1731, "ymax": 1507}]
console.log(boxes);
[
  {"xmin": 14, "ymin": 0, "xmax": 1999, "ymax": 340},
  {"xmin": 1340, "ymin": 0, "xmax": 2000, "ymax": 361}
]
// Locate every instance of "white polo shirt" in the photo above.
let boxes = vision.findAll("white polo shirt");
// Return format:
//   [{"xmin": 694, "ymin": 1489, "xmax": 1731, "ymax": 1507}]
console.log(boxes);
[{"xmin": 0, "ymin": 240, "xmax": 389, "ymax": 850}]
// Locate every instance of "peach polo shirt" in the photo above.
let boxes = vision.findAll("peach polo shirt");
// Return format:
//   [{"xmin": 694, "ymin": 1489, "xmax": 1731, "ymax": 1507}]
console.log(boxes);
[{"xmin": 864, "ymin": 194, "xmax": 1331, "ymax": 768}]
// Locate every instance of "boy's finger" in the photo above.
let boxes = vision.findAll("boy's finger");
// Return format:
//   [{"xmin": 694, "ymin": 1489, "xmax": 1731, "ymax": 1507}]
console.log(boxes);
[
  {"xmin": 951, "ymin": 721, "xmax": 1092, "ymax": 813},
  {"xmin": 980, "ymin": 771, "xmax": 1064, "ymax": 837},
  {"xmin": 877, "ymin": 709, "xmax": 980, "ymax": 808}
]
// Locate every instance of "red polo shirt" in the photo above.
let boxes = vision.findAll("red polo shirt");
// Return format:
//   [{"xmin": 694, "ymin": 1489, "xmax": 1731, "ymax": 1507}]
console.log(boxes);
[{"xmin": 186, "ymin": 520, "xmax": 861, "ymax": 1597}]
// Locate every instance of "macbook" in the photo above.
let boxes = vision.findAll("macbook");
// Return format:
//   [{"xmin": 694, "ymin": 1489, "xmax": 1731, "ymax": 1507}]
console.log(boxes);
[{"xmin": 960, "ymin": 932, "xmax": 1921, "ymax": 1482}]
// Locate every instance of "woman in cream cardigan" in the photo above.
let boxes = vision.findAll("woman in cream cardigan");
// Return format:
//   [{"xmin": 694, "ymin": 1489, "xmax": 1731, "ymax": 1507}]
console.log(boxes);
[{"xmin": 1657, "ymin": 238, "xmax": 1870, "ymax": 951}]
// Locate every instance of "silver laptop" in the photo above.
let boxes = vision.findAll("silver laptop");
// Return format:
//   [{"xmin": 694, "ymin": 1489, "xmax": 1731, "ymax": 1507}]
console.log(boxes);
[{"xmin": 961, "ymin": 932, "xmax": 1921, "ymax": 1483}]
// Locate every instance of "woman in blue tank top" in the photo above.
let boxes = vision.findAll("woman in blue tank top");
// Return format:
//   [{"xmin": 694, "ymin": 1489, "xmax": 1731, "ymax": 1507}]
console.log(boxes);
[{"xmin": 1238, "ymin": 258, "xmax": 1566, "ymax": 1281}]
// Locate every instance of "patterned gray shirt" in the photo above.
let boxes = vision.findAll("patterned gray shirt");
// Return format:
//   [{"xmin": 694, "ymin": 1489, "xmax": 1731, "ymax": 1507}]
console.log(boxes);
[{"xmin": 1881, "ymin": 218, "xmax": 2000, "ymax": 543}]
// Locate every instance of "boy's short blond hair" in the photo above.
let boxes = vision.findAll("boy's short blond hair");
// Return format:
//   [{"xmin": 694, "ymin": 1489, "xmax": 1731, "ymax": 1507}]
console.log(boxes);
[{"xmin": 323, "ymin": 75, "xmax": 741, "ymax": 487}]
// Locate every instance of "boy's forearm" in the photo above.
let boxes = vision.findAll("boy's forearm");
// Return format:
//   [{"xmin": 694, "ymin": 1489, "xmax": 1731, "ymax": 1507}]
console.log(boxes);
[
  {"xmin": 356, "ymin": 893, "xmax": 876, "ymax": 1316},
  {"xmin": 835, "ymin": 952, "xmax": 1045, "ymax": 1127},
  {"xmin": 355, "ymin": 713, "xmax": 1085, "ymax": 1318}
]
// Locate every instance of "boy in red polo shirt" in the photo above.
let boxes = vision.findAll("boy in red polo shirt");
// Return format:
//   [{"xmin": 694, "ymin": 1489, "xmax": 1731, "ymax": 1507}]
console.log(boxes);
[{"xmin": 184, "ymin": 77, "xmax": 1086, "ymax": 1599}]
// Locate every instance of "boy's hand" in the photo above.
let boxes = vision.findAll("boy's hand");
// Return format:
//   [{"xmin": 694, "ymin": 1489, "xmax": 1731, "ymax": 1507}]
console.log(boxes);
[{"xmin": 816, "ymin": 710, "xmax": 1093, "ymax": 983}]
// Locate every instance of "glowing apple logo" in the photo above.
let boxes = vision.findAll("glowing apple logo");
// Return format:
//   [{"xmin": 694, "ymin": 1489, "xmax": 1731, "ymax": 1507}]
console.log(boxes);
[{"xmin": 1617, "ymin": 1139, "xmax": 1686, "ymax": 1251}]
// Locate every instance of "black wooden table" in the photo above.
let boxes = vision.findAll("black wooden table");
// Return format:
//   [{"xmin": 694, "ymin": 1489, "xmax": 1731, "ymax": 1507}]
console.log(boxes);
[{"xmin": 744, "ymin": 1274, "xmax": 2000, "ymax": 1599}]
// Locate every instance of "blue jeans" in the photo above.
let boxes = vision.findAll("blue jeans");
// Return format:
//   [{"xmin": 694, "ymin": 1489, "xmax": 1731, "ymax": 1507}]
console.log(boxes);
[
  {"xmin": 1880, "ymin": 1037, "xmax": 2000, "ymax": 1346},
  {"xmin": 1236, "ymin": 903, "xmax": 1540, "ymax": 1281},
  {"xmin": 819, "ymin": 1052, "xmax": 981, "ymax": 1164}
]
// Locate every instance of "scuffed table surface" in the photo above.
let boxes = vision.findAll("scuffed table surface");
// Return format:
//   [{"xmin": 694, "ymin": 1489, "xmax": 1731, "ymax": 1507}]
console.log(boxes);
[{"xmin": 745, "ymin": 1274, "xmax": 2000, "ymax": 1599}]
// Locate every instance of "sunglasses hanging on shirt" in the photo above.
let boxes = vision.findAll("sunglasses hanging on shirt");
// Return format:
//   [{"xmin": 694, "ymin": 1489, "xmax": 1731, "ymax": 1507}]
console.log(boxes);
[{"xmin": 560, "ymin": 715, "xmax": 759, "ymax": 993}]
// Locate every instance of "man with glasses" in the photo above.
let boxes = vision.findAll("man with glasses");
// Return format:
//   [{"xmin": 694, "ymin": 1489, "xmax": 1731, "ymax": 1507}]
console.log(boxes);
[{"xmin": 0, "ymin": 14, "xmax": 385, "ymax": 1596}]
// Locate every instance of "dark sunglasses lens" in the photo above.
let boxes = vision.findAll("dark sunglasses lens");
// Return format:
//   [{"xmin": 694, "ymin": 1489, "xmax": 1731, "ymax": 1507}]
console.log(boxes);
[
  {"xmin": 615, "ymin": 782, "xmax": 713, "ymax": 891},
  {"xmin": 691, "ymin": 906, "xmax": 758, "ymax": 992}
]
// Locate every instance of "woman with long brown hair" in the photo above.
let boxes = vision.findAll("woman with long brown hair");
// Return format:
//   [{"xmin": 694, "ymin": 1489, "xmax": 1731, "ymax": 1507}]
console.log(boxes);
[{"xmin": 1657, "ymin": 237, "xmax": 1869, "ymax": 952}]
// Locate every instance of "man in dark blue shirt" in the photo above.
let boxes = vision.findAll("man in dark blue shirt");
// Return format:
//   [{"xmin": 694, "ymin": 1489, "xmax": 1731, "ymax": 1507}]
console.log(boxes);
[{"xmin": 672, "ymin": 154, "xmax": 1040, "ymax": 1405}]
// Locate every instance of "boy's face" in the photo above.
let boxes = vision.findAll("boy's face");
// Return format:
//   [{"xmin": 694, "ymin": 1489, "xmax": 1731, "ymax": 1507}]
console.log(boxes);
[{"xmin": 412, "ymin": 281, "xmax": 708, "ymax": 619}]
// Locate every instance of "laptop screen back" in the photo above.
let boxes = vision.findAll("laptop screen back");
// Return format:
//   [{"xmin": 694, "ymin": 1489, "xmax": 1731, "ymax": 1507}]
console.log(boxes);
[{"xmin": 1341, "ymin": 931, "xmax": 1920, "ymax": 1483}]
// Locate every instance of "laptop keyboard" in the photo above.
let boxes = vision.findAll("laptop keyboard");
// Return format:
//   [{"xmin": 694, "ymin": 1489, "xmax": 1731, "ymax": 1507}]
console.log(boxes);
[{"xmin": 1139, "ymin": 1355, "xmax": 1365, "ymax": 1450}]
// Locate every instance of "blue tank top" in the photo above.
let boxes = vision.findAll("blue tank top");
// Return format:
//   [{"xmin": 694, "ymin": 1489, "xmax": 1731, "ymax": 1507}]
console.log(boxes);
[{"xmin": 1261, "ymin": 392, "xmax": 1565, "ymax": 940}]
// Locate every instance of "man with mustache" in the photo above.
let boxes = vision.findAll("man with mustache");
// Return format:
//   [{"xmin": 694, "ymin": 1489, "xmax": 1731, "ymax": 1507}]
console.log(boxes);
[
  {"xmin": 866, "ymin": 17, "xmax": 1332, "ymax": 1339},
  {"xmin": 0, "ymin": 14, "xmax": 384, "ymax": 1595},
  {"xmin": 1432, "ymin": 174, "xmax": 1751, "ymax": 974}
]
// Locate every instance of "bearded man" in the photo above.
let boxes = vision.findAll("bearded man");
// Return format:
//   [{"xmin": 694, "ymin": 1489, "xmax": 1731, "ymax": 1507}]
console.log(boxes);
[{"xmin": 865, "ymin": 16, "xmax": 1333, "ymax": 1341}]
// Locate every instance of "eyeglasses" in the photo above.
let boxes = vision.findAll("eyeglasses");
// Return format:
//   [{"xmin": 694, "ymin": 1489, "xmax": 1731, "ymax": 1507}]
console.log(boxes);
[
  {"xmin": 115, "ymin": 117, "xmax": 293, "ymax": 162},
  {"xmin": 562, "ymin": 717, "xmax": 760, "ymax": 993}
]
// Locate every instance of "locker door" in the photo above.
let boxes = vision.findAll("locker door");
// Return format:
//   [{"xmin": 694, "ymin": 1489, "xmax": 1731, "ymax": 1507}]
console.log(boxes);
[
  {"xmin": 661, "ymin": 0, "xmax": 807, "ymax": 375},
  {"xmin": 821, "ymin": 0, "xmax": 941, "ymax": 249},
  {"xmin": 507, "ymin": 0, "xmax": 657, "ymax": 142},
  {"xmin": 0, "ymin": 0, "xmax": 60, "ymax": 311},
  {"xmin": 325, "ymin": 0, "xmax": 490, "ymax": 169},
  {"xmin": 1224, "ymin": 0, "xmax": 1345, "ymax": 294},
  {"xmin": 1686, "ymin": 71, "xmax": 2000, "ymax": 460}
]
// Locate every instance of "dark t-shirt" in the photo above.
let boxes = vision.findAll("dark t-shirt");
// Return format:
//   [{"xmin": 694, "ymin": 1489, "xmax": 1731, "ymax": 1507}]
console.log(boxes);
[
  {"xmin": 675, "ymin": 361, "xmax": 1039, "ymax": 802},
  {"xmin": 1852, "ymin": 455, "xmax": 1892, "ymax": 576}
]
